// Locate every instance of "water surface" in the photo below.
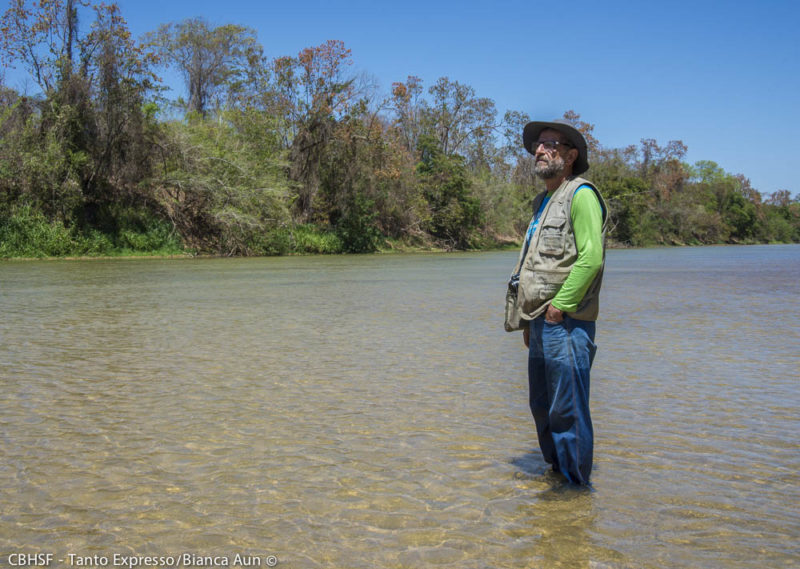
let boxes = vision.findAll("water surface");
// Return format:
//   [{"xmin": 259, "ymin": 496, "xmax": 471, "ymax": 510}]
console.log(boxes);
[{"xmin": 1, "ymin": 245, "xmax": 798, "ymax": 568}]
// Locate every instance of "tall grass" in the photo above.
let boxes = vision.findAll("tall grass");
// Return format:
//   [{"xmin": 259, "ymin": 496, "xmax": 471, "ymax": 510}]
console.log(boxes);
[{"xmin": 0, "ymin": 205, "xmax": 185, "ymax": 258}]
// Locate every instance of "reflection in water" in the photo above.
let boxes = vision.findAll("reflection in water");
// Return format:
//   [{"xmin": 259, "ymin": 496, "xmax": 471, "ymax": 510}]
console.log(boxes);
[
  {"xmin": 530, "ymin": 489, "xmax": 596, "ymax": 569},
  {"xmin": 508, "ymin": 450, "xmax": 629, "ymax": 569},
  {"xmin": 510, "ymin": 451, "xmax": 596, "ymax": 568},
  {"xmin": 1, "ymin": 245, "xmax": 799, "ymax": 568}
]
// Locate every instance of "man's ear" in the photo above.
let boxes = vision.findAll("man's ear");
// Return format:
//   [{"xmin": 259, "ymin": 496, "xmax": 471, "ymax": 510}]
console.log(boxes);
[{"xmin": 566, "ymin": 147, "xmax": 578, "ymax": 167}]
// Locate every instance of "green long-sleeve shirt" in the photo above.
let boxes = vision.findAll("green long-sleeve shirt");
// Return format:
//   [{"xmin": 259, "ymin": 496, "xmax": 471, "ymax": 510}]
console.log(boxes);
[{"xmin": 549, "ymin": 185, "xmax": 604, "ymax": 312}]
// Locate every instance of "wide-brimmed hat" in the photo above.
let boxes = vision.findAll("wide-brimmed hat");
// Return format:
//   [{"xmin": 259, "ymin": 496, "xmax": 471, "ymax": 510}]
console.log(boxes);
[{"xmin": 523, "ymin": 119, "xmax": 589, "ymax": 175}]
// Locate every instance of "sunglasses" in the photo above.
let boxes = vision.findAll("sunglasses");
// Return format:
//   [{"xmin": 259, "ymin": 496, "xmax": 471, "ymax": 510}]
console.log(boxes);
[{"xmin": 534, "ymin": 140, "xmax": 573, "ymax": 151}]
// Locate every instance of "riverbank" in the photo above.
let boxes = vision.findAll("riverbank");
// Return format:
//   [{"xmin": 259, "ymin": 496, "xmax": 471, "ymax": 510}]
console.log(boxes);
[
  {"xmin": 0, "ymin": 245, "xmax": 491, "ymax": 262},
  {"xmin": 4, "ymin": 237, "xmax": 796, "ymax": 262}
]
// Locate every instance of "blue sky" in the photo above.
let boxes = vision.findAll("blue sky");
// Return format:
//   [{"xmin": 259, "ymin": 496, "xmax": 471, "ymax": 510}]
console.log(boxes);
[{"xmin": 3, "ymin": 0, "xmax": 798, "ymax": 195}]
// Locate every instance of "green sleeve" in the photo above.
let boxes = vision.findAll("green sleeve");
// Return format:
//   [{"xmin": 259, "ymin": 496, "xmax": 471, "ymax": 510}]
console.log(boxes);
[{"xmin": 551, "ymin": 186, "xmax": 604, "ymax": 312}]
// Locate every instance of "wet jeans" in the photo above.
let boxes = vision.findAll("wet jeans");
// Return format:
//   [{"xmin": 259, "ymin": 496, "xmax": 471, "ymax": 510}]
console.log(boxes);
[{"xmin": 528, "ymin": 315, "xmax": 597, "ymax": 485}]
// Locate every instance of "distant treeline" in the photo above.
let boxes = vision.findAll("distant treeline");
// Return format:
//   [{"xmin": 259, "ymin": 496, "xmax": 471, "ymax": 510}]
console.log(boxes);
[{"xmin": 1, "ymin": 2, "xmax": 798, "ymax": 258}]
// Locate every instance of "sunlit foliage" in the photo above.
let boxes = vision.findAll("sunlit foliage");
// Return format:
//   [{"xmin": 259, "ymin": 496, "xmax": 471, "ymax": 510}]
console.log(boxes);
[{"xmin": 1, "ymin": 2, "xmax": 797, "ymax": 257}]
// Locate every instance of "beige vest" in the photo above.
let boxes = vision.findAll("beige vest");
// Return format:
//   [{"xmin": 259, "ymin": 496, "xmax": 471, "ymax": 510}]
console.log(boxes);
[{"xmin": 506, "ymin": 176, "xmax": 607, "ymax": 330}]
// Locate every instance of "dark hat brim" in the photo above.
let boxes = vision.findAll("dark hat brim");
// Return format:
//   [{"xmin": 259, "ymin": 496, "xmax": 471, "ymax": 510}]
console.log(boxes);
[{"xmin": 523, "ymin": 119, "xmax": 589, "ymax": 175}]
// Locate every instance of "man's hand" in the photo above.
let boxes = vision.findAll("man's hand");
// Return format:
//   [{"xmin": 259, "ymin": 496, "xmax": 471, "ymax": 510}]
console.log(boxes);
[
  {"xmin": 545, "ymin": 304, "xmax": 565, "ymax": 324},
  {"xmin": 523, "ymin": 327, "xmax": 530, "ymax": 348}
]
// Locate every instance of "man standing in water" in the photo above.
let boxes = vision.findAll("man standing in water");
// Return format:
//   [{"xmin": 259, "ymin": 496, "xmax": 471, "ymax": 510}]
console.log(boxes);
[{"xmin": 505, "ymin": 119, "xmax": 607, "ymax": 485}]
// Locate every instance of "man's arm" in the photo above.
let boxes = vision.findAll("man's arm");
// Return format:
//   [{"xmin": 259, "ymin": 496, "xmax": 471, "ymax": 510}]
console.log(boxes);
[{"xmin": 547, "ymin": 186, "xmax": 604, "ymax": 321}]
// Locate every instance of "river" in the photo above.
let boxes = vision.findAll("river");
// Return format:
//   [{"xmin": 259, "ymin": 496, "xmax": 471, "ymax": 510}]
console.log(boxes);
[{"xmin": 1, "ymin": 245, "xmax": 798, "ymax": 568}]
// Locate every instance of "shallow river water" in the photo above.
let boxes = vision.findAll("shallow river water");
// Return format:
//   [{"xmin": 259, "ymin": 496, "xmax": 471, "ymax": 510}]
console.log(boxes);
[{"xmin": 1, "ymin": 245, "xmax": 798, "ymax": 569}]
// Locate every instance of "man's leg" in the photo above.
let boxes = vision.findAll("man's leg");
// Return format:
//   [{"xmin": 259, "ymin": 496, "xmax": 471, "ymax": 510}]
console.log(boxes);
[
  {"xmin": 542, "ymin": 317, "xmax": 596, "ymax": 484},
  {"xmin": 528, "ymin": 317, "xmax": 559, "ymax": 470}
]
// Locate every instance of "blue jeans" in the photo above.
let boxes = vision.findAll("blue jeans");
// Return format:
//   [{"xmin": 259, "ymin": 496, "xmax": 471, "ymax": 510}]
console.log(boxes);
[{"xmin": 528, "ymin": 316, "xmax": 597, "ymax": 485}]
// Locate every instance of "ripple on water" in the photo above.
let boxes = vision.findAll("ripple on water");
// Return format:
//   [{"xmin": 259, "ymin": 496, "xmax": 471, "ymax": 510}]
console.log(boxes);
[{"xmin": 1, "ymin": 247, "xmax": 799, "ymax": 568}]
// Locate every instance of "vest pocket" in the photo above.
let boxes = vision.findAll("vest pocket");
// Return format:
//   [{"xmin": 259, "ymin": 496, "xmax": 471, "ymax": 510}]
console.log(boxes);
[
  {"xmin": 538, "ymin": 215, "xmax": 567, "ymax": 256},
  {"xmin": 533, "ymin": 269, "xmax": 567, "ymax": 299},
  {"xmin": 519, "ymin": 268, "xmax": 569, "ymax": 310}
]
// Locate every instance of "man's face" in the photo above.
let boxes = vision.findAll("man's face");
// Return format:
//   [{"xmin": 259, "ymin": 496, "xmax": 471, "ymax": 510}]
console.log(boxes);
[{"xmin": 532, "ymin": 129, "xmax": 573, "ymax": 180}]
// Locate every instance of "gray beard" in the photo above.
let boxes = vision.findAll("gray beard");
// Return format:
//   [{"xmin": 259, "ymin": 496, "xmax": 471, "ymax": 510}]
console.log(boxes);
[{"xmin": 534, "ymin": 155, "xmax": 565, "ymax": 180}]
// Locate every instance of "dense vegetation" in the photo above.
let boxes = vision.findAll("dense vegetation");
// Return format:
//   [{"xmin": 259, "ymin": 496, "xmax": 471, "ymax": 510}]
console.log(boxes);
[{"xmin": 1, "ymin": 1, "xmax": 798, "ymax": 258}]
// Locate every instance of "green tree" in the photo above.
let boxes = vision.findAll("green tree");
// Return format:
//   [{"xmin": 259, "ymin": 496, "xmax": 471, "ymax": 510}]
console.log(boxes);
[
  {"xmin": 1, "ymin": 0, "xmax": 179, "ymax": 253},
  {"xmin": 389, "ymin": 75, "xmax": 424, "ymax": 154},
  {"xmin": 416, "ymin": 135, "xmax": 482, "ymax": 248},
  {"xmin": 689, "ymin": 161, "xmax": 759, "ymax": 242},
  {"xmin": 424, "ymin": 77, "xmax": 497, "ymax": 168},
  {"xmin": 760, "ymin": 190, "xmax": 800, "ymax": 242},
  {"xmin": 81, "ymin": 3, "xmax": 159, "ymax": 203},
  {"xmin": 144, "ymin": 18, "xmax": 262, "ymax": 117},
  {"xmin": 151, "ymin": 114, "xmax": 291, "ymax": 255},
  {"xmin": 1, "ymin": 0, "xmax": 84, "ymax": 94},
  {"xmin": 274, "ymin": 40, "xmax": 358, "ymax": 220}
]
